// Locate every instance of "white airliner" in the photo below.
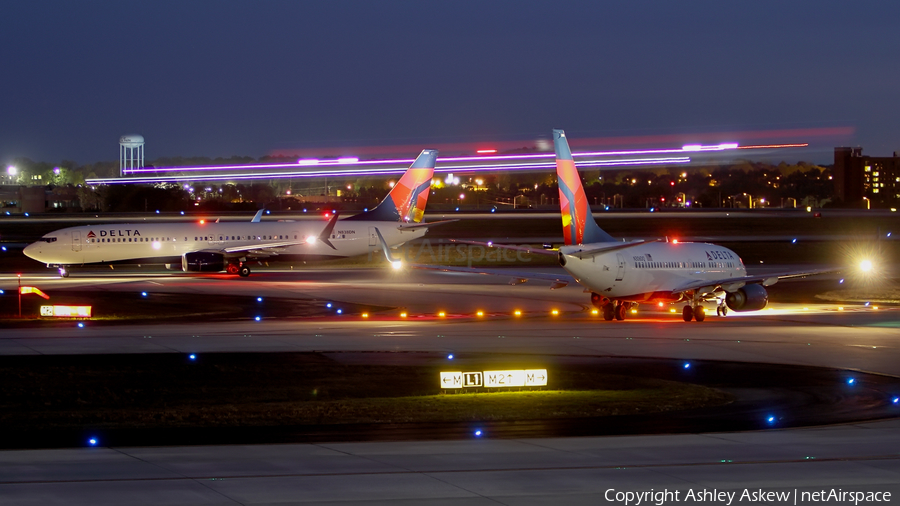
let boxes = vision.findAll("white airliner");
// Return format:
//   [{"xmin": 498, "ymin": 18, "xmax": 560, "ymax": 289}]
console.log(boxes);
[
  {"xmin": 402, "ymin": 130, "xmax": 831, "ymax": 322},
  {"xmin": 24, "ymin": 149, "xmax": 441, "ymax": 277}
]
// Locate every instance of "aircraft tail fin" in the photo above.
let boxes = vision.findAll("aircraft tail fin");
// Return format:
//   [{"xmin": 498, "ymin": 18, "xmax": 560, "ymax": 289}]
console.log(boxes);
[
  {"xmin": 347, "ymin": 149, "xmax": 437, "ymax": 223},
  {"xmin": 553, "ymin": 129, "xmax": 616, "ymax": 245}
]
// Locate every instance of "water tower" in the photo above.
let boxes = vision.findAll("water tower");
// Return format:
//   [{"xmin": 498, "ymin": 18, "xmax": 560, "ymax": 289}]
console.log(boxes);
[{"xmin": 119, "ymin": 134, "xmax": 145, "ymax": 176}]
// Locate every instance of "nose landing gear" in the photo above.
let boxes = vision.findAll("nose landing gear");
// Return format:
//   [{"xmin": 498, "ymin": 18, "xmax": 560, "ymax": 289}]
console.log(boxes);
[{"xmin": 58, "ymin": 267, "xmax": 69, "ymax": 278}]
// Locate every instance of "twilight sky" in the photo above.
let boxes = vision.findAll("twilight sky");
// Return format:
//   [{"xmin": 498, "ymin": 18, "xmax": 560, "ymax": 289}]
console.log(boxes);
[{"xmin": 2, "ymin": 1, "xmax": 898, "ymax": 165}]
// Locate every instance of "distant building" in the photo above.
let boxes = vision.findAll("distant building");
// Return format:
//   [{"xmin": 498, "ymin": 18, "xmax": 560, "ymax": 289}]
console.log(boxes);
[{"xmin": 833, "ymin": 147, "xmax": 900, "ymax": 208}]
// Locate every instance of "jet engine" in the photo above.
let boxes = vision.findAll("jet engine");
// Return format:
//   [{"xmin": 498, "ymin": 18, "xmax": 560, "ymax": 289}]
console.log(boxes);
[
  {"xmin": 182, "ymin": 252, "xmax": 225, "ymax": 272},
  {"xmin": 725, "ymin": 283, "xmax": 768, "ymax": 311}
]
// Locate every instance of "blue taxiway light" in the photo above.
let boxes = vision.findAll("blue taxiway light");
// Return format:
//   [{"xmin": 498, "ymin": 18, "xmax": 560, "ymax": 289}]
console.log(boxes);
[
  {"xmin": 180, "ymin": 211, "xmax": 185, "ymax": 215},
  {"xmin": 474, "ymin": 430, "xmax": 482, "ymax": 437},
  {"xmin": 847, "ymin": 378, "xmax": 856, "ymax": 385},
  {"xmin": 88, "ymin": 438, "xmax": 98, "ymax": 446},
  {"xmin": 303, "ymin": 208, "xmax": 307, "ymax": 212},
  {"xmin": 865, "ymin": 302, "xmax": 871, "ymax": 306},
  {"xmin": 893, "ymin": 397, "xmax": 899, "ymax": 404},
  {"xmin": 455, "ymin": 207, "xmax": 460, "ymax": 211},
  {"xmin": 364, "ymin": 208, "xmax": 368, "ymax": 212},
  {"xmin": 767, "ymin": 416, "xmax": 776, "ymax": 424},
  {"xmin": 326, "ymin": 303, "xmax": 332, "ymax": 308},
  {"xmin": 189, "ymin": 354, "xmax": 196, "ymax": 360},
  {"xmin": 490, "ymin": 208, "xmax": 496, "ymax": 213},
  {"xmin": 1, "ymin": 246, "xmax": 6, "ymax": 251},
  {"xmin": 77, "ymin": 322, "xmax": 85, "ymax": 328},
  {"xmin": 257, "ymin": 297, "xmax": 263, "ymax": 302},
  {"xmin": 336, "ymin": 309, "xmax": 342, "ymax": 314},
  {"xmin": 0, "ymin": 289, "xmax": 4, "ymax": 294},
  {"xmin": 141, "ymin": 292, "xmax": 148, "ymax": 297},
  {"xmin": 24, "ymin": 212, "xmax": 29, "ymax": 216},
  {"xmin": 255, "ymin": 316, "xmax": 261, "ymax": 321},
  {"xmin": 266, "ymin": 210, "xmax": 270, "ymax": 214},
  {"xmin": 791, "ymin": 238, "xmax": 797, "ymax": 243},
  {"xmin": 448, "ymin": 354, "xmax": 454, "ymax": 360},
  {"xmin": 155, "ymin": 210, "xmax": 160, "ymax": 214},
  {"xmin": 839, "ymin": 279, "xmax": 844, "ymax": 284},
  {"xmin": 683, "ymin": 362, "xmax": 691, "ymax": 369}
]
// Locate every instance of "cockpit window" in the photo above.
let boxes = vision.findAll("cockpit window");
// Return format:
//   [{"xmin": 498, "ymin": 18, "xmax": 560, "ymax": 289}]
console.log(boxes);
[{"xmin": 40, "ymin": 237, "xmax": 58, "ymax": 243}]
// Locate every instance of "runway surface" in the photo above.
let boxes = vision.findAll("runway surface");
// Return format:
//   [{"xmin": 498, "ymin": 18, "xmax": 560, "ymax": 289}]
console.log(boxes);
[{"xmin": 1, "ymin": 268, "xmax": 899, "ymax": 504}]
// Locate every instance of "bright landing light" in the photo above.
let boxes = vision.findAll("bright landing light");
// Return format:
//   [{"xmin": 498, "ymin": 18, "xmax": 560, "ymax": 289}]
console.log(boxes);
[
  {"xmin": 860, "ymin": 259, "xmax": 873, "ymax": 272},
  {"xmin": 305, "ymin": 235, "xmax": 317, "ymax": 245},
  {"xmin": 391, "ymin": 260, "xmax": 402, "ymax": 270}
]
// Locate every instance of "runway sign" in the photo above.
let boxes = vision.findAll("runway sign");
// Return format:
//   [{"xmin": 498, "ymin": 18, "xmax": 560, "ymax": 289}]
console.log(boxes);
[
  {"xmin": 440, "ymin": 369, "xmax": 547, "ymax": 389},
  {"xmin": 484, "ymin": 369, "xmax": 548, "ymax": 388},
  {"xmin": 40, "ymin": 305, "xmax": 92, "ymax": 317}
]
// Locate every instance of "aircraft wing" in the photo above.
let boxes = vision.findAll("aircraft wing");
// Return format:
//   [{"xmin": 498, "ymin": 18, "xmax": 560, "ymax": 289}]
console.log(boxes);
[
  {"xmin": 448, "ymin": 239, "xmax": 559, "ymax": 256},
  {"xmin": 397, "ymin": 219, "xmax": 459, "ymax": 231},
  {"xmin": 409, "ymin": 263, "xmax": 574, "ymax": 289},
  {"xmin": 222, "ymin": 213, "xmax": 340, "ymax": 254},
  {"xmin": 670, "ymin": 267, "xmax": 840, "ymax": 295},
  {"xmin": 375, "ymin": 230, "xmax": 572, "ymax": 288}
]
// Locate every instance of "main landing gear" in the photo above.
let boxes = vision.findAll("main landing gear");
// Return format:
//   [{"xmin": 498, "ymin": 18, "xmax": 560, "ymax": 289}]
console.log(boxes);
[
  {"xmin": 682, "ymin": 305, "xmax": 706, "ymax": 322},
  {"xmin": 226, "ymin": 261, "xmax": 251, "ymax": 277},
  {"xmin": 58, "ymin": 266, "xmax": 69, "ymax": 278}
]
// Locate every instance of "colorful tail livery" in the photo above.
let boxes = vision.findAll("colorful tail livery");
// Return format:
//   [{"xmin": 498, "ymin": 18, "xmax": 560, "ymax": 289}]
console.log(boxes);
[
  {"xmin": 554, "ymin": 129, "xmax": 616, "ymax": 245},
  {"xmin": 349, "ymin": 149, "xmax": 437, "ymax": 223}
]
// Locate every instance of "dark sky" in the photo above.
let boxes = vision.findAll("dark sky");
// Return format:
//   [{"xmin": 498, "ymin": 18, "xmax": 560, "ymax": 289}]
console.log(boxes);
[{"xmin": 2, "ymin": 1, "xmax": 898, "ymax": 165}]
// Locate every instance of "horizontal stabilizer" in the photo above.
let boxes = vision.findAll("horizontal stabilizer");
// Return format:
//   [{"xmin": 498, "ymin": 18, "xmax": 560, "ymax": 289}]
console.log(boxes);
[{"xmin": 562, "ymin": 239, "xmax": 661, "ymax": 260}]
